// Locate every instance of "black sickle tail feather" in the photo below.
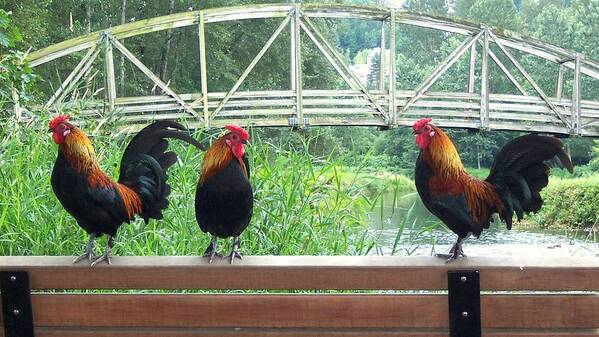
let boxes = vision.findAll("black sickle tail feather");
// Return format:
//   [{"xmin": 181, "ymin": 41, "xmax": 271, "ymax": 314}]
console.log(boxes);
[
  {"xmin": 485, "ymin": 134, "xmax": 574, "ymax": 230},
  {"xmin": 118, "ymin": 121, "xmax": 204, "ymax": 222}
]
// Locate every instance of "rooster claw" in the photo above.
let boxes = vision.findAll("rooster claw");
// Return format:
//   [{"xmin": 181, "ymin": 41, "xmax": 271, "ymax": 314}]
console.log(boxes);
[
  {"xmin": 227, "ymin": 251, "xmax": 243, "ymax": 264},
  {"xmin": 435, "ymin": 252, "xmax": 466, "ymax": 263},
  {"xmin": 73, "ymin": 252, "xmax": 96, "ymax": 264},
  {"xmin": 203, "ymin": 251, "xmax": 223, "ymax": 264},
  {"xmin": 90, "ymin": 252, "xmax": 112, "ymax": 267}
]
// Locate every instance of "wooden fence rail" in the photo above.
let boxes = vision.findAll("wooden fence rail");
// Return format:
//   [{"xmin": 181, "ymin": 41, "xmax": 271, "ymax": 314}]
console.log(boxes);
[{"xmin": 0, "ymin": 256, "xmax": 598, "ymax": 337}]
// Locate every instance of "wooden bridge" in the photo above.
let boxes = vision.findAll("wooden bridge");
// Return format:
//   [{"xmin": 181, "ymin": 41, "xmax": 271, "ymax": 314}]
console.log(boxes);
[{"xmin": 22, "ymin": 4, "xmax": 599, "ymax": 136}]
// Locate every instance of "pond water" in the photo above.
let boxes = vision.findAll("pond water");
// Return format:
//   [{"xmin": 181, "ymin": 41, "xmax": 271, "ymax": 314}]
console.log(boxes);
[{"xmin": 367, "ymin": 192, "xmax": 598, "ymax": 257}]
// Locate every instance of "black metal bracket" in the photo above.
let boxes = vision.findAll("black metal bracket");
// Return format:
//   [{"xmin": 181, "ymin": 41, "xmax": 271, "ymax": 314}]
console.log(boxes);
[
  {"xmin": 447, "ymin": 270, "xmax": 481, "ymax": 337},
  {"xmin": 1, "ymin": 271, "xmax": 35, "ymax": 337}
]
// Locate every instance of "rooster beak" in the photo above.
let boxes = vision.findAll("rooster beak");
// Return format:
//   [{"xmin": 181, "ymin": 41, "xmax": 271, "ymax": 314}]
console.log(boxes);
[
  {"xmin": 241, "ymin": 139, "xmax": 248, "ymax": 145},
  {"xmin": 48, "ymin": 128, "xmax": 53, "ymax": 133}
]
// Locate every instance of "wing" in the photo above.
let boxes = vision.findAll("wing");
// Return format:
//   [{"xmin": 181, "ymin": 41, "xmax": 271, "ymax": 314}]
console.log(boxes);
[{"xmin": 427, "ymin": 192, "xmax": 481, "ymax": 238}]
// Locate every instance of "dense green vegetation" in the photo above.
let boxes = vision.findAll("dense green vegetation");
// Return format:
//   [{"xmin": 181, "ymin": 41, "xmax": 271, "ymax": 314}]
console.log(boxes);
[
  {"xmin": 0, "ymin": 0, "xmax": 598, "ymax": 256},
  {"xmin": 532, "ymin": 176, "xmax": 599, "ymax": 230}
]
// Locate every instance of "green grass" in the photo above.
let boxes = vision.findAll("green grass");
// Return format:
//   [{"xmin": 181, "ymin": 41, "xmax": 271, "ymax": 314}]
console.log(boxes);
[{"xmin": 0, "ymin": 124, "xmax": 421, "ymax": 257}]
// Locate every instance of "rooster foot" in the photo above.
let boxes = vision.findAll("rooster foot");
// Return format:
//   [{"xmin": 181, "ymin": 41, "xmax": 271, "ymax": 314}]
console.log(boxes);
[
  {"xmin": 435, "ymin": 238, "xmax": 466, "ymax": 263},
  {"xmin": 73, "ymin": 234, "xmax": 97, "ymax": 264},
  {"xmin": 227, "ymin": 236, "xmax": 243, "ymax": 264},
  {"xmin": 203, "ymin": 235, "xmax": 223, "ymax": 264},
  {"xmin": 73, "ymin": 251, "xmax": 97, "ymax": 264},
  {"xmin": 203, "ymin": 251, "xmax": 223, "ymax": 264},
  {"xmin": 91, "ymin": 251, "xmax": 112, "ymax": 267},
  {"xmin": 435, "ymin": 252, "xmax": 466, "ymax": 263},
  {"xmin": 90, "ymin": 236, "xmax": 113, "ymax": 267},
  {"xmin": 227, "ymin": 251, "xmax": 243, "ymax": 264}
]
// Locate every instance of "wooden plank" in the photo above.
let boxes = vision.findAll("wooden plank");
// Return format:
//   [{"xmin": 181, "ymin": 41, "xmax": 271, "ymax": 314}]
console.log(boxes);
[
  {"xmin": 0, "ymin": 256, "xmax": 597, "ymax": 291},
  {"xmin": 0, "ymin": 294, "xmax": 595, "ymax": 329},
  {"xmin": 292, "ymin": 6, "xmax": 303, "ymax": 125},
  {"xmin": 198, "ymin": 11, "xmax": 209, "ymax": 127},
  {"xmin": 481, "ymin": 28, "xmax": 490, "ymax": 127},
  {"xmin": 389, "ymin": 9, "xmax": 397, "ymax": 124},
  {"xmin": 6, "ymin": 328, "xmax": 599, "ymax": 337},
  {"xmin": 104, "ymin": 39, "xmax": 117, "ymax": 112}
]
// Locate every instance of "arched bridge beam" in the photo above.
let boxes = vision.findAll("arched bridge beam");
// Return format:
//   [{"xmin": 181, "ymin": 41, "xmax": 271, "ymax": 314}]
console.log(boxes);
[{"xmin": 20, "ymin": 3, "xmax": 599, "ymax": 136}]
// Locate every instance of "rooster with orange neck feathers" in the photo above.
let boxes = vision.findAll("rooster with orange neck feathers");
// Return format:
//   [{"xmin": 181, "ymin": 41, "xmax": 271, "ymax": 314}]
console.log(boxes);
[
  {"xmin": 195, "ymin": 125, "xmax": 252, "ymax": 264},
  {"xmin": 412, "ymin": 118, "xmax": 573, "ymax": 260},
  {"xmin": 49, "ymin": 116, "xmax": 203, "ymax": 266}
]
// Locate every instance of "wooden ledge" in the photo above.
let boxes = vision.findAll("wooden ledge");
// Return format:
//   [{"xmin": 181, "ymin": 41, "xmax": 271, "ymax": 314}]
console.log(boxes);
[{"xmin": 0, "ymin": 255, "xmax": 597, "ymax": 290}]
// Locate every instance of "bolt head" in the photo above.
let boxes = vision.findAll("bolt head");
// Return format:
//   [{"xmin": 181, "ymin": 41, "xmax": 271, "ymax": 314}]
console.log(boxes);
[
  {"xmin": 460, "ymin": 276, "xmax": 467, "ymax": 282},
  {"xmin": 10, "ymin": 276, "xmax": 16, "ymax": 282},
  {"xmin": 462, "ymin": 311, "xmax": 468, "ymax": 317},
  {"xmin": 13, "ymin": 309, "xmax": 19, "ymax": 316}
]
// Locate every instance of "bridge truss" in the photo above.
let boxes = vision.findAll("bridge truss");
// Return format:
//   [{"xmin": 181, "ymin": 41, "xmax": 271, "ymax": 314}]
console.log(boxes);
[{"xmin": 22, "ymin": 4, "xmax": 599, "ymax": 136}]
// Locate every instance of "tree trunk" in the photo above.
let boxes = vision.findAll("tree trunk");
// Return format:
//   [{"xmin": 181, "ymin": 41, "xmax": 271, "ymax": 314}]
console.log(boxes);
[
  {"xmin": 157, "ymin": 0, "xmax": 176, "ymax": 94},
  {"xmin": 119, "ymin": 0, "xmax": 127, "ymax": 96}
]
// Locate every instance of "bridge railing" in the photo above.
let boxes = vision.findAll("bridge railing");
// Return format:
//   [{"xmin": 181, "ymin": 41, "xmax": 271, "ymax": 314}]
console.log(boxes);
[
  {"xmin": 0, "ymin": 256, "xmax": 597, "ymax": 336},
  {"xmin": 63, "ymin": 89, "xmax": 599, "ymax": 135}
]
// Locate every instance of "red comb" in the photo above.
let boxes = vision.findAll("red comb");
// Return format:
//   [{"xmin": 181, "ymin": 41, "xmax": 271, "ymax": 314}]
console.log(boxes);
[
  {"xmin": 225, "ymin": 124, "xmax": 249, "ymax": 141},
  {"xmin": 412, "ymin": 117, "xmax": 433, "ymax": 131},
  {"xmin": 48, "ymin": 115, "xmax": 71, "ymax": 130}
]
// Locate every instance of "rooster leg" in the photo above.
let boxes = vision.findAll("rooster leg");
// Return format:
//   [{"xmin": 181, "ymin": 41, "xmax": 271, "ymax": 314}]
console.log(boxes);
[
  {"xmin": 227, "ymin": 236, "xmax": 243, "ymax": 264},
  {"xmin": 435, "ymin": 237, "xmax": 467, "ymax": 261},
  {"xmin": 73, "ymin": 233, "xmax": 97, "ymax": 264},
  {"xmin": 91, "ymin": 235, "xmax": 114, "ymax": 267},
  {"xmin": 203, "ymin": 235, "xmax": 222, "ymax": 264}
]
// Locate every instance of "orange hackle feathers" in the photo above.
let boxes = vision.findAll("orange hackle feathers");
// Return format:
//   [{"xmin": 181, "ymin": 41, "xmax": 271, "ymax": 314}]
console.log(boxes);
[
  {"xmin": 115, "ymin": 184, "xmax": 143, "ymax": 219},
  {"xmin": 420, "ymin": 121, "xmax": 503, "ymax": 224},
  {"xmin": 199, "ymin": 138, "xmax": 235, "ymax": 185},
  {"xmin": 49, "ymin": 114, "xmax": 71, "ymax": 130},
  {"xmin": 59, "ymin": 127, "xmax": 98, "ymax": 173}
]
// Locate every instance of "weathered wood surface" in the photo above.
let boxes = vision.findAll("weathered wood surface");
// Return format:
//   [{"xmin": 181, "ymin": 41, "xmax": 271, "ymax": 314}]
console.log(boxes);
[
  {"xmin": 0, "ymin": 256, "xmax": 597, "ymax": 291},
  {"xmin": 25, "ymin": 3, "xmax": 599, "ymax": 78},
  {"xmin": 3, "ymin": 329, "xmax": 599, "ymax": 337},
  {"xmin": 0, "ymin": 294, "xmax": 596, "ymax": 328}
]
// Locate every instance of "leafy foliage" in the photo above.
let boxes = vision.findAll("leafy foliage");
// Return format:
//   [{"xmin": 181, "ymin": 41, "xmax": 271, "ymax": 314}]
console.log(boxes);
[{"xmin": 0, "ymin": 9, "xmax": 38, "ymax": 111}]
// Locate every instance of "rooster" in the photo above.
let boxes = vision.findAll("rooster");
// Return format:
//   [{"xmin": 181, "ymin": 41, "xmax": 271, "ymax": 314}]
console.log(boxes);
[
  {"xmin": 195, "ymin": 125, "xmax": 253, "ymax": 264},
  {"xmin": 49, "ymin": 115, "xmax": 203, "ymax": 266},
  {"xmin": 412, "ymin": 118, "xmax": 573, "ymax": 260}
]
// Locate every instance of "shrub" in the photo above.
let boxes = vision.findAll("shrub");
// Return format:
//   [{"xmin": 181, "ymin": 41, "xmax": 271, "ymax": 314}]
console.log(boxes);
[{"xmin": 532, "ymin": 175, "xmax": 599, "ymax": 229}]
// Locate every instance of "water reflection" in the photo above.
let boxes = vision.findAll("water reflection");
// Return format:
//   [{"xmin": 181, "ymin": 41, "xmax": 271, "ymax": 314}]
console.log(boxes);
[{"xmin": 368, "ymin": 192, "xmax": 598, "ymax": 257}]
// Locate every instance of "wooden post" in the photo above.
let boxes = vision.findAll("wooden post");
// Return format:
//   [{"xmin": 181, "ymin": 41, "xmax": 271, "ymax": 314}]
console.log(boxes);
[
  {"xmin": 556, "ymin": 63, "xmax": 564, "ymax": 99},
  {"xmin": 12, "ymin": 89, "xmax": 21, "ymax": 122},
  {"xmin": 105, "ymin": 37, "xmax": 117, "ymax": 113},
  {"xmin": 572, "ymin": 53, "xmax": 581, "ymax": 134},
  {"xmin": 480, "ymin": 28, "xmax": 489, "ymax": 129},
  {"xmin": 389, "ymin": 9, "xmax": 397, "ymax": 125},
  {"xmin": 468, "ymin": 44, "xmax": 476, "ymax": 94},
  {"xmin": 379, "ymin": 19, "xmax": 386, "ymax": 92},
  {"xmin": 292, "ymin": 6, "xmax": 303, "ymax": 126},
  {"xmin": 199, "ymin": 11, "xmax": 209, "ymax": 128}
]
